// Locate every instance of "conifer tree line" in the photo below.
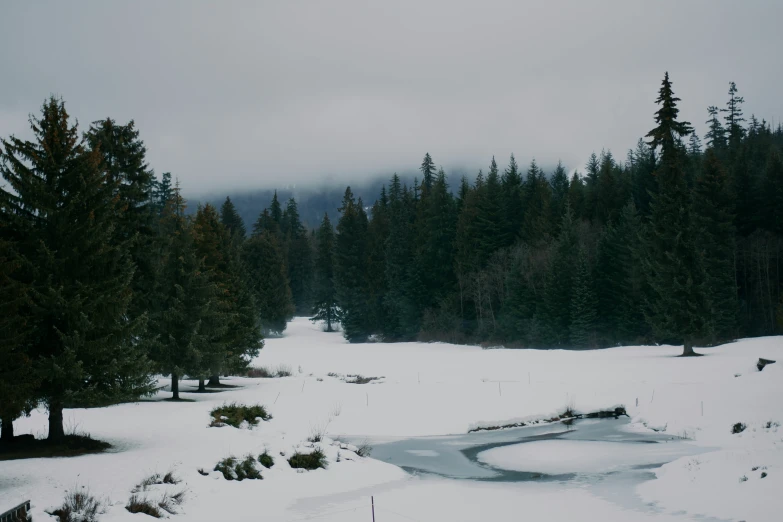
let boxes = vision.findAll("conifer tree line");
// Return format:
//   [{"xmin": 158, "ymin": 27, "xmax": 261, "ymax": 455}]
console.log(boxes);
[
  {"xmin": 0, "ymin": 98, "xmax": 303, "ymax": 441},
  {"xmin": 316, "ymin": 74, "xmax": 783, "ymax": 354}
]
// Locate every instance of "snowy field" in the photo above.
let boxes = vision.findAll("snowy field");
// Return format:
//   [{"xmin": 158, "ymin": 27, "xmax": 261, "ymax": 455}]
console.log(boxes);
[{"xmin": 2, "ymin": 318, "xmax": 782, "ymax": 521}]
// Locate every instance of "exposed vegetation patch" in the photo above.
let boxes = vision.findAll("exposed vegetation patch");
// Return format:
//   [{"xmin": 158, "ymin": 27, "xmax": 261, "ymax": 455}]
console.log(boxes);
[
  {"xmin": 50, "ymin": 489, "xmax": 104, "ymax": 522},
  {"xmin": 732, "ymin": 422, "xmax": 747, "ymax": 434},
  {"xmin": 246, "ymin": 364, "xmax": 293, "ymax": 378},
  {"xmin": 209, "ymin": 403, "xmax": 270, "ymax": 428},
  {"xmin": 214, "ymin": 455, "xmax": 263, "ymax": 480},
  {"xmin": 468, "ymin": 407, "xmax": 628, "ymax": 433},
  {"xmin": 288, "ymin": 449, "xmax": 327, "ymax": 470},
  {"xmin": 327, "ymin": 372, "xmax": 384, "ymax": 384},
  {"xmin": 355, "ymin": 440, "xmax": 373, "ymax": 457},
  {"xmin": 258, "ymin": 451, "xmax": 275, "ymax": 469},
  {"xmin": 126, "ymin": 490, "xmax": 186, "ymax": 518}
]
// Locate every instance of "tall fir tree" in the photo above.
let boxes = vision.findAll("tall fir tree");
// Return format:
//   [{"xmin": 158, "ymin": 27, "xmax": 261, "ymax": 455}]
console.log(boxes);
[
  {"xmin": 283, "ymin": 198, "xmax": 313, "ymax": 314},
  {"xmin": 220, "ymin": 196, "xmax": 247, "ymax": 239},
  {"xmin": 244, "ymin": 226, "xmax": 294, "ymax": 336},
  {"xmin": 0, "ymin": 97, "xmax": 154, "ymax": 436},
  {"xmin": 148, "ymin": 189, "xmax": 225, "ymax": 399},
  {"xmin": 501, "ymin": 154, "xmax": 524, "ymax": 244},
  {"xmin": 569, "ymin": 247, "xmax": 598, "ymax": 348},
  {"xmin": 644, "ymin": 73, "xmax": 707, "ymax": 356},
  {"xmin": 692, "ymin": 149, "xmax": 738, "ymax": 343},
  {"xmin": 334, "ymin": 187, "xmax": 371, "ymax": 342},
  {"xmin": 385, "ymin": 177, "xmax": 419, "ymax": 340},
  {"xmin": 311, "ymin": 213, "xmax": 339, "ymax": 331}
]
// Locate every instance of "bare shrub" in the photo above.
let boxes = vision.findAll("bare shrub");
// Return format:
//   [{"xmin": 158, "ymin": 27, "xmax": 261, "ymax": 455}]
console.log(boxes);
[{"xmin": 51, "ymin": 489, "xmax": 103, "ymax": 522}]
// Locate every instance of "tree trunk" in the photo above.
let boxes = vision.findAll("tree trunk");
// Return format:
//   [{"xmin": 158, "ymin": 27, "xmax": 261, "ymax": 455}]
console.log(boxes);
[
  {"xmin": 48, "ymin": 399, "xmax": 65, "ymax": 441},
  {"xmin": 172, "ymin": 372, "xmax": 180, "ymax": 400},
  {"xmin": 327, "ymin": 314, "xmax": 333, "ymax": 332},
  {"xmin": 198, "ymin": 378, "xmax": 206, "ymax": 392},
  {"xmin": 681, "ymin": 339, "xmax": 702, "ymax": 357},
  {"xmin": 1, "ymin": 413, "xmax": 14, "ymax": 442},
  {"xmin": 208, "ymin": 374, "xmax": 220, "ymax": 387}
]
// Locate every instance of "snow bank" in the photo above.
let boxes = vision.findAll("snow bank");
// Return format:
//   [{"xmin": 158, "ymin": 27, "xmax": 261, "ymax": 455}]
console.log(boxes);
[{"xmin": 1, "ymin": 318, "xmax": 780, "ymax": 521}]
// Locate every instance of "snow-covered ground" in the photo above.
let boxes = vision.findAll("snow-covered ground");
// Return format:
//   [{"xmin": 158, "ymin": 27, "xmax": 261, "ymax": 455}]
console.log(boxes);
[{"xmin": 2, "ymin": 318, "xmax": 781, "ymax": 521}]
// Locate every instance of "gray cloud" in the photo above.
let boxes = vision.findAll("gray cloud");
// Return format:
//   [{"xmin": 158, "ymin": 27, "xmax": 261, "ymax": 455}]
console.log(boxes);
[{"xmin": 1, "ymin": 0, "xmax": 781, "ymax": 195}]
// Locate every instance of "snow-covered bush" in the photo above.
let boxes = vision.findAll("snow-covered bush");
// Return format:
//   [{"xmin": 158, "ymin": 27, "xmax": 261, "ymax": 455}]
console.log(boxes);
[
  {"xmin": 209, "ymin": 403, "xmax": 270, "ymax": 428},
  {"xmin": 50, "ymin": 489, "xmax": 103, "ymax": 522}
]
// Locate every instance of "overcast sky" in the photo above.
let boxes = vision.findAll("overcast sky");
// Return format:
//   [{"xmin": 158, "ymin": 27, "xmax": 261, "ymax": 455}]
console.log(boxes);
[{"xmin": 1, "ymin": 1, "xmax": 781, "ymax": 195}]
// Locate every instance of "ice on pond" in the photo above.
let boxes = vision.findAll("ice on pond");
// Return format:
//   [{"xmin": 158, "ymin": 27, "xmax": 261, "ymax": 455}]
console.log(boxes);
[{"xmin": 477, "ymin": 439, "xmax": 700, "ymax": 475}]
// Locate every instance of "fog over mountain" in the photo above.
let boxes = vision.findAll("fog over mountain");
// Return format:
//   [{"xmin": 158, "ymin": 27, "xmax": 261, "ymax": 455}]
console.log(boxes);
[{"xmin": 2, "ymin": 1, "xmax": 782, "ymax": 194}]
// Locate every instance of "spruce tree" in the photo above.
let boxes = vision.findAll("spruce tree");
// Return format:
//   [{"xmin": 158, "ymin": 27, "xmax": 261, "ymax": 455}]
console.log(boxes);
[
  {"xmin": 644, "ymin": 73, "xmax": 707, "ymax": 356},
  {"xmin": 0, "ymin": 97, "xmax": 154, "ymax": 436},
  {"xmin": 550, "ymin": 161, "xmax": 570, "ymax": 229},
  {"xmin": 366, "ymin": 189, "xmax": 390, "ymax": 332},
  {"xmin": 539, "ymin": 206, "xmax": 578, "ymax": 346},
  {"xmin": 705, "ymin": 106, "xmax": 727, "ymax": 150},
  {"xmin": 311, "ymin": 213, "xmax": 339, "ymax": 331},
  {"xmin": 244, "ymin": 228, "xmax": 294, "ymax": 336},
  {"xmin": 723, "ymin": 82, "xmax": 746, "ymax": 148},
  {"xmin": 0, "ymin": 233, "xmax": 36, "ymax": 442},
  {"xmin": 501, "ymin": 154, "xmax": 524, "ymax": 243},
  {"xmin": 220, "ymin": 196, "xmax": 247, "ymax": 239},
  {"xmin": 692, "ymin": 149, "xmax": 738, "ymax": 343},
  {"xmin": 761, "ymin": 148, "xmax": 783, "ymax": 235},
  {"xmin": 569, "ymin": 247, "xmax": 598, "ymax": 348},
  {"xmin": 153, "ymin": 172, "xmax": 173, "ymax": 214},
  {"xmin": 85, "ymin": 118, "xmax": 158, "ymax": 343},
  {"xmin": 334, "ymin": 187, "xmax": 371, "ymax": 342},
  {"xmin": 284, "ymin": 198, "xmax": 313, "ymax": 314},
  {"xmin": 148, "ymin": 189, "xmax": 225, "ymax": 399},
  {"xmin": 385, "ymin": 177, "xmax": 419, "ymax": 339}
]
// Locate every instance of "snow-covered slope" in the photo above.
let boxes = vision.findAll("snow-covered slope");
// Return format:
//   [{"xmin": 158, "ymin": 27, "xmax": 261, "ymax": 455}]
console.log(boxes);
[{"xmin": 2, "ymin": 318, "xmax": 781, "ymax": 521}]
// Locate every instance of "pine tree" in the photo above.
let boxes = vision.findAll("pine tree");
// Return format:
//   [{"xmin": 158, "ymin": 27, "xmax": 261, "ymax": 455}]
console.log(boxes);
[
  {"xmin": 270, "ymin": 190, "xmax": 283, "ymax": 227},
  {"xmin": 284, "ymin": 198, "xmax": 313, "ymax": 314},
  {"xmin": 153, "ymin": 172, "xmax": 173, "ymax": 214},
  {"xmin": 311, "ymin": 213, "xmax": 339, "ymax": 331},
  {"xmin": 193, "ymin": 203, "xmax": 261, "ymax": 388},
  {"xmin": 385, "ymin": 177, "xmax": 418, "ymax": 340},
  {"xmin": 366, "ymin": 189, "xmax": 390, "ymax": 332},
  {"xmin": 501, "ymin": 154, "xmax": 524, "ymax": 243},
  {"xmin": 539, "ymin": 206, "xmax": 578, "ymax": 346},
  {"xmin": 522, "ymin": 160, "xmax": 552, "ymax": 244},
  {"xmin": 723, "ymin": 82, "xmax": 746, "ymax": 148},
  {"xmin": 630, "ymin": 139, "xmax": 657, "ymax": 217},
  {"xmin": 569, "ymin": 247, "xmax": 598, "ymax": 348},
  {"xmin": 0, "ymin": 97, "xmax": 154, "ymax": 436},
  {"xmin": 644, "ymin": 73, "xmax": 707, "ymax": 356},
  {"xmin": 420, "ymin": 153, "xmax": 436, "ymax": 194},
  {"xmin": 220, "ymin": 196, "xmax": 247, "ymax": 239},
  {"xmin": 692, "ymin": 149, "xmax": 738, "ymax": 343},
  {"xmin": 705, "ymin": 106, "xmax": 727, "ymax": 150},
  {"xmin": 334, "ymin": 187, "xmax": 371, "ymax": 342},
  {"xmin": 413, "ymin": 168, "xmax": 457, "ymax": 314},
  {"xmin": 245, "ymin": 226, "xmax": 294, "ymax": 336},
  {"xmin": 85, "ymin": 118, "xmax": 159, "ymax": 343},
  {"xmin": 148, "ymin": 189, "xmax": 225, "ymax": 399},
  {"xmin": 567, "ymin": 172, "xmax": 586, "ymax": 219},
  {"xmin": 550, "ymin": 161, "xmax": 570, "ymax": 229},
  {"xmin": 0, "ymin": 232, "xmax": 37, "ymax": 442}
]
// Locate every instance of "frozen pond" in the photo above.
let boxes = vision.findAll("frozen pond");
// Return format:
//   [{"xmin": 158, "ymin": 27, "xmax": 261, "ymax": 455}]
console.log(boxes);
[{"xmin": 365, "ymin": 418, "xmax": 710, "ymax": 483}]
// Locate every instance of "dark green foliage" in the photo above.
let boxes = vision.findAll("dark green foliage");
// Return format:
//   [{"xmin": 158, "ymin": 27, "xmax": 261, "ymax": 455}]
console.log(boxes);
[
  {"xmin": 244, "ymin": 229, "xmax": 294, "ymax": 335},
  {"xmin": 384, "ymin": 176, "xmax": 418, "ymax": 340},
  {"xmin": 550, "ymin": 161, "xmax": 570, "ymax": 229},
  {"xmin": 220, "ymin": 196, "xmax": 246, "ymax": 239},
  {"xmin": 0, "ymin": 232, "xmax": 36, "ymax": 442},
  {"xmin": 569, "ymin": 247, "xmax": 598, "ymax": 348},
  {"xmin": 334, "ymin": 187, "xmax": 371, "ymax": 342},
  {"xmin": 311, "ymin": 213, "xmax": 339, "ymax": 331},
  {"xmin": 539, "ymin": 206, "xmax": 579, "ymax": 346},
  {"xmin": 209, "ymin": 403, "xmax": 270, "ymax": 428},
  {"xmin": 692, "ymin": 150, "xmax": 738, "ymax": 343},
  {"xmin": 284, "ymin": 198, "xmax": 313, "ymax": 314},
  {"xmin": 0, "ymin": 97, "xmax": 154, "ymax": 439},
  {"xmin": 258, "ymin": 451, "xmax": 274, "ymax": 468},
  {"xmin": 214, "ymin": 455, "xmax": 263, "ymax": 480},
  {"xmin": 288, "ymin": 449, "xmax": 327, "ymax": 470},
  {"xmin": 644, "ymin": 73, "xmax": 706, "ymax": 356}
]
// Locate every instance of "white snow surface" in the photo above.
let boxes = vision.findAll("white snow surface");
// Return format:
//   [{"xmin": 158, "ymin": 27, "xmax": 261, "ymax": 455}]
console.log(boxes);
[{"xmin": 0, "ymin": 317, "xmax": 781, "ymax": 521}]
